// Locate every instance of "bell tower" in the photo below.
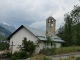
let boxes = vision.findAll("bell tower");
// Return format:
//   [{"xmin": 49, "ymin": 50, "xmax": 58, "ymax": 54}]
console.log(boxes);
[{"xmin": 46, "ymin": 16, "xmax": 56, "ymax": 35}]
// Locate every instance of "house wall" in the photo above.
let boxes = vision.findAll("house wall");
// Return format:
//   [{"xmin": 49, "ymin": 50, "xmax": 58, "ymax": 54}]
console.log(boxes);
[{"xmin": 10, "ymin": 27, "xmax": 38, "ymax": 53}]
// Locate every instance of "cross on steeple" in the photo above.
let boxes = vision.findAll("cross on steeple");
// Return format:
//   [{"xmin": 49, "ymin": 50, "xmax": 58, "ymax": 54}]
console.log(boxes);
[{"xmin": 50, "ymin": 12, "xmax": 53, "ymax": 16}]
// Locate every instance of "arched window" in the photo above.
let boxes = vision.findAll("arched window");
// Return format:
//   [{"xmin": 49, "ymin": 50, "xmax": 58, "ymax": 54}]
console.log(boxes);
[
  {"xmin": 48, "ymin": 19, "xmax": 50, "ymax": 23},
  {"xmin": 51, "ymin": 19, "xmax": 53, "ymax": 27},
  {"xmin": 24, "ymin": 37, "xmax": 27, "ymax": 40},
  {"xmin": 48, "ymin": 19, "xmax": 50, "ymax": 27}
]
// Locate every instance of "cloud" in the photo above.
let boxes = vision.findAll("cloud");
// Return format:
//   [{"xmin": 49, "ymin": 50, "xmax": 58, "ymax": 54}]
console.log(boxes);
[
  {"xmin": 0, "ymin": 0, "xmax": 80, "ymax": 30},
  {"xmin": 2, "ymin": 22, "xmax": 10, "ymax": 26},
  {"xmin": 30, "ymin": 21, "xmax": 46, "ymax": 30}
]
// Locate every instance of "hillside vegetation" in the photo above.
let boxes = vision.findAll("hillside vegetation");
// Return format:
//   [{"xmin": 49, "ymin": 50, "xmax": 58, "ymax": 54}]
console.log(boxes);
[{"xmin": 57, "ymin": 5, "xmax": 80, "ymax": 46}]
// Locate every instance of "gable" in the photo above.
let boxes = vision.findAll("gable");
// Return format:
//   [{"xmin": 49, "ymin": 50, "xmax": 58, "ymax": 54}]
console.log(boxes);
[{"xmin": 10, "ymin": 27, "xmax": 38, "ymax": 45}]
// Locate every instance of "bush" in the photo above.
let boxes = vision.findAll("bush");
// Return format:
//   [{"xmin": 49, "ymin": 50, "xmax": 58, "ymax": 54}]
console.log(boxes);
[
  {"xmin": 39, "ymin": 48, "xmax": 55, "ymax": 56},
  {"xmin": 76, "ymin": 57, "xmax": 80, "ymax": 60},
  {"xmin": 19, "ymin": 38, "xmax": 36, "ymax": 57},
  {"xmin": 10, "ymin": 55, "xmax": 17, "ymax": 60},
  {"xmin": 13, "ymin": 51, "xmax": 27, "ymax": 59},
  {"xmin": 41, "ymin": 56, "xmax": 52, "ymax": 60},
  {"xmin": 6, "ymin": 52, "xmax": 12, "ymax": 58},
  {"xmin": 19, "ymin": 51, "xmax": 27, "ymax": 59}
]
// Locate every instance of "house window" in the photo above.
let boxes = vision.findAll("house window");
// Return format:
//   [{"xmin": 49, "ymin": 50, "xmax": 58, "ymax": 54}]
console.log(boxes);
[{"xmin": 24, "ymin": 37, "xmax": 27, "ymax": 40}]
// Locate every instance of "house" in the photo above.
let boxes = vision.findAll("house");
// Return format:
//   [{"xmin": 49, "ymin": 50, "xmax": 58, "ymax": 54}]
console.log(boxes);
[{"xmin": 7, "ymin": 16, "xmax": 64, "ymax": 54}]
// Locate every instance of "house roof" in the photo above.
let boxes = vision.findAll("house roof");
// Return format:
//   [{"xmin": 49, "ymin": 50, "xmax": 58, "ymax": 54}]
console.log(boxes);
[{"xmin": 7, "ymin": 25, "xmax": 64, "ymax": 43}]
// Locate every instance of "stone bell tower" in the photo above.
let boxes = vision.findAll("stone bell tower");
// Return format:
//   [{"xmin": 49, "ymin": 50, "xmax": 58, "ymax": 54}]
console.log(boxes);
[{"xmin": 46, "ymin": 16, "xmax": 56, "ymax": 35}]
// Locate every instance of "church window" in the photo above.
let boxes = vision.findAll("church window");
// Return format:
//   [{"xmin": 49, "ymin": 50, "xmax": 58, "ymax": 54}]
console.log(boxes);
[
  {"xmin": 48, "ymin": 19, "xmax": 50, "ymax": 27},
  {"xmin": 24, "ymin": 37, "xmax": 27, "ymax": 40},
  {"xmin": 48, "ymin": 19, "xmax": 50, "ymax": 23},
  {"xmin": 51, "ymin": 19, "xmax": 53, "ymax": 27},
  {"xmin": 51, "ymin": 24, "xmax": 53, "ymax": 27}
]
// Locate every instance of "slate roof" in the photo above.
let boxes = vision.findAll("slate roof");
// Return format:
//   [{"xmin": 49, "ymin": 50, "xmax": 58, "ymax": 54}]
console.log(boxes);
[{"xmin": 7, "ymin": 25, "xmax": 64, "ymax": 42}]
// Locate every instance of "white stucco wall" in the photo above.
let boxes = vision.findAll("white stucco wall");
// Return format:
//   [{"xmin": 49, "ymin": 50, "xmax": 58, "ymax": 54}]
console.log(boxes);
[
  {"xmin": 10, "ymin": 27, "xmax": 38, "ymax": 53},
  {"xmin": 34, "ymin": 42, "xmax": 61, "ymax": 54},
  {"xmin": 56, "ymin": 43, "xmax": 61, "ymax": 48},
  {"xmin": 44, "ymin": 42, "xmax": 61, "ymax": 48}
]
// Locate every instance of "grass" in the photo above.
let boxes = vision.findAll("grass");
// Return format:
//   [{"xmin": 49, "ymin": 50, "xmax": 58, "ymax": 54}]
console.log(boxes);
[
  {"xmin": 29, "ymin": 46, "xmax": 80, "ymax": 60},
  {"xmin": 54, "ymin": 46, "xmax": 80, "ymax": 55}
]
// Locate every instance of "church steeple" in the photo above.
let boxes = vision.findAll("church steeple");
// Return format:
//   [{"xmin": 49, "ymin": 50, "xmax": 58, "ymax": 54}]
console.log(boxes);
[{"xmin": 46, "ymin": 16, "xmax": 56, "ymax": 35}]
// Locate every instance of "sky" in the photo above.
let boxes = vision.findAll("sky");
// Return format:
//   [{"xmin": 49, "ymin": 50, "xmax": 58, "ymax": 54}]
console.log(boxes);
[{"xmin": 0, "ymin": 0, "xmax": 80, "ymax": 30}]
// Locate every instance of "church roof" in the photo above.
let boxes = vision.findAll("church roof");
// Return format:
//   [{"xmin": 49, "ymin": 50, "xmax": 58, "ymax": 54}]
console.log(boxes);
[{"xmin": 7, "ymin": 25, "xmax": 64, "ymax": 42}]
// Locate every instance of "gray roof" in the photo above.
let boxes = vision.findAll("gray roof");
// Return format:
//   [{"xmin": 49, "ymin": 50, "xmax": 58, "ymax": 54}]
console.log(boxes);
[{"xmin": 24, "ymin": 26, "xmax": 64, "ymax": 43}]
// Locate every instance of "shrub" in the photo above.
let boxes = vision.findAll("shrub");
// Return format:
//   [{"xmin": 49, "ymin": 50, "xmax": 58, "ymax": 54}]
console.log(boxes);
[
  {"xmin": 10, "ymin": 55, "xmax": 17, "ymax": 60},
  {"xmin": 76, "ymin": 57, "xmax": 80, "ymax": 60},
  {"xmin": 19, "ymin": 51, "xmax": 27, "ymax": 59},
  {"xmin": 13, "ymin": 51, "xmax": 27, "ymax": 59},
  {"xmin": 39, "ymin": 48, "xmax": 55, "ymax": 56},
  {"xmin": 6, "ymin": 52, "xmax": 12, "ymax": 58},
  {"xmin": 41, "ymin": 56, "xmax": 52, "ymax": 60},
  {"xmin": 19, "ymin": 38, "xmax": 36, "ymax": 57}
]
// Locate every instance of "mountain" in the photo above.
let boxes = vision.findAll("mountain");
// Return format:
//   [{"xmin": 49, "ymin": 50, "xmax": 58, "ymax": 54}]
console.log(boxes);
[
  {"xmin": 0, "ymin": 25, "xmax": 11, "ymax": 37},
  {"xmin": 0, "ymin": 23, "xmax": 16, "ymax": 33}
]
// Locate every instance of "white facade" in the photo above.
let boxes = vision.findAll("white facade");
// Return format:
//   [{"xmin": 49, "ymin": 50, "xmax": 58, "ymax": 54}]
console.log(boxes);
[
  {"xmin": 10, "ymin": 27, "xmax": 38, "ymax": 53},
  {"xmin": 9, "ymin": 27, "xmax": 61, "ymax": 54}
]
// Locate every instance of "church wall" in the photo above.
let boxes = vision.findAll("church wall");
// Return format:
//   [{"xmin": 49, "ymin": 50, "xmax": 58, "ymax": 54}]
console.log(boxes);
[
  {"xmin": 55, "ymin": 42, "xmax": 61, "ymax": 48},
  {"xmin": 34, "ymin": 41, "xmax": 45, "ymax": 54},
  {"xmin": 44, "ymin": 42, "xmax": 61, "ymax": 48},
  {"xmin": 10, "ymin": 27, "xmax": 38, "ymax": 53}
]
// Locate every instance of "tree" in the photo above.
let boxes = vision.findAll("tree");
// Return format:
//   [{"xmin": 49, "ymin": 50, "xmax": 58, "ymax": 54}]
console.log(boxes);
[
  {"xmin": 0, "ymin": 42, "xmax": 9, "ymax": 51},
  {"xmin": 64, "ymin": 13, "xmax": 73, "ymax": 46},
  {"xmin": 57, "ymin": 5, "xmax": 80, "ymax": 46},
  {"xmin": 45, "ymin": 31, "xmax": 56, "ymax": 48}
]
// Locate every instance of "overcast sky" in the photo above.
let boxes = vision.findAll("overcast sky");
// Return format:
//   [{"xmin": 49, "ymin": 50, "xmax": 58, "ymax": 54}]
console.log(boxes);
[{"xmin": 0, "ymin": 0, "xmax": 80, "ymax": 30}]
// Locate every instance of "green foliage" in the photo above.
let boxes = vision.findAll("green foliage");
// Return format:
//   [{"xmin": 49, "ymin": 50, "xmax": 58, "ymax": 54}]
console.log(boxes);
[
  {"xmin": 40, "ymin": 31, "xmax": 56, "ymax": 56},
  {"xmin": 39, "ymin": 48, "xmax": 56, "ymax": 56},
  {"xmin": 57, "ymin": 5, "xmax": 80, "ymax": 46},
  {"xmin": 13, "ymin": 51, "xmax": 27, "ymax": 59},
  {"xmin": 6, "ymin": 51, "xmax": 27, "ymax": 59},
  {"xmin": 19, "ymin": 38, "xmax": 36, "ymax": 57},
  {"xmin": 41, "ymin": 56, "xmax": 52, "ymax": 60},
  {"xmin": 76, "ymin": 57, "xmax": 80, "ymax": 60},
  {"xmin": 6, "ymin": 52, "xmax": 12, "ymax": 58},
  {"xmin": 54, "ymin": 46, "xmax": 80, "ymax": 55},
  {"xmin": 0, "ymin": 42, "xmax": 9, "ymax": 50},
  {"xmin": 10, "ymin": 55, "xmax": 17, "ymax": 60},
  {"xmin": 45, "ymin": 31, "xmax": 56, "ymax": 48}
]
